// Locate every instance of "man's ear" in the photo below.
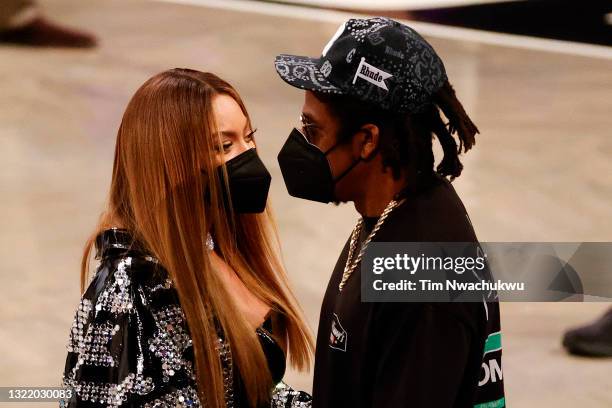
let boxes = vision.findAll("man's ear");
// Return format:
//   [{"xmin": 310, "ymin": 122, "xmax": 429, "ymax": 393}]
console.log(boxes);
[{"xmin": 353, "ymin": 124, "xmax": 380, "ymax": 161}]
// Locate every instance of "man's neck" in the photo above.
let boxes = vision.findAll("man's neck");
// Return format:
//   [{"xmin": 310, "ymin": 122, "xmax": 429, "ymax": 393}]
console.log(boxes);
[{"xmin": 353, "ymin": 170, "xmax": 408, "ymax": 217}]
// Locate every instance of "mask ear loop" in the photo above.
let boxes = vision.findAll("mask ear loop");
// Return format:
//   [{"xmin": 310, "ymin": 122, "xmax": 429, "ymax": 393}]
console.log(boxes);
[
  {"xmin": 324, "ymin": 129, "xmax": 381, "ymax": 183},
  {"xmin": 331, "ymin": 156, "xmax": 362, "ymax": 183}
]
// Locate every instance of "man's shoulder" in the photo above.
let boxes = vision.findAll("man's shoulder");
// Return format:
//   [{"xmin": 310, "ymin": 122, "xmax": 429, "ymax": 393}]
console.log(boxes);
[
  {"xmin": 374, "ymin": 301, "xmax": 489, "ymax": 335},
  {"xmin": 386, "ymin": 178, "xmax": 477, "ymax": 242}
]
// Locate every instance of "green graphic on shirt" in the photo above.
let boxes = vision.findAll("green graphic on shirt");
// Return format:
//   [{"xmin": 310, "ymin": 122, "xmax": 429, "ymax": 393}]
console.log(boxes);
[
  {"xmin": 483, "ymin": 331, "xmax": 502, "ymax": 355},
  {"xmin": 474, "ymin": 396, "xmax": 505, "ymax": 408}
]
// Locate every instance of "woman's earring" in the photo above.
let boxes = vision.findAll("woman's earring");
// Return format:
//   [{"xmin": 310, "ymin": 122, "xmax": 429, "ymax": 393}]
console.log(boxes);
[{"xmin": 206, "ymin": 233, "xmax": 215, "ymax": 251}]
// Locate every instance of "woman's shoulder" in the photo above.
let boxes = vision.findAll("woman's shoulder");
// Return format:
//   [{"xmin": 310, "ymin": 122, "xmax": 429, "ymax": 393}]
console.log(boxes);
[
  {"xmin": 79, "ymin": 228, "xmax": 177, "ymax": 314},
  {"xmin": 62, "ymin": 229, "xmax": 198, "ymax": 406},
  {"xmin": 94, "ymin": 227, "xmax": 161, "ymax": 268}
]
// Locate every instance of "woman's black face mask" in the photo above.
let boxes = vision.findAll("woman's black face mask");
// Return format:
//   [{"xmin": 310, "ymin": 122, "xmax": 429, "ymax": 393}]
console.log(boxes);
[
  {"xmin": 277, "ymin": 128, "xmax": 361, "ymax": 203},
  {"xmin": 210, "ymin": 148, "xmax": 272, "ymax": 213}
]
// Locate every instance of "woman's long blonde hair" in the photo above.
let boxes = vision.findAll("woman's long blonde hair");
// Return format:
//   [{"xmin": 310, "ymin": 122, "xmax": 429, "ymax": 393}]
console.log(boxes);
[{"xmin": 80, "ymin": 68, "xmax": 313, "ymax": 408}]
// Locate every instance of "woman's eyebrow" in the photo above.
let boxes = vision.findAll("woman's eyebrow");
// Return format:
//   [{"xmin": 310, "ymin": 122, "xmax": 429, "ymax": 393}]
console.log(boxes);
[{"xmin": 215, "ymin": 130, "xmax": 239, "ymax": 138}]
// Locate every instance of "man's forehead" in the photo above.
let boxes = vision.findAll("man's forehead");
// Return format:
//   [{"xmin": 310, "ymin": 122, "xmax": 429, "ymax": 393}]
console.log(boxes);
[{"xmin": 302, "ymin": 92, "xmax": 331, "ymax": 122}]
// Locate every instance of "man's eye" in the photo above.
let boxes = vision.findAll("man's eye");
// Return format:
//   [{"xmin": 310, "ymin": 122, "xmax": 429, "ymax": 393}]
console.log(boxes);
[{"xmin": 303, "ymin": 125, "xmax": 317, "ymax": 143}]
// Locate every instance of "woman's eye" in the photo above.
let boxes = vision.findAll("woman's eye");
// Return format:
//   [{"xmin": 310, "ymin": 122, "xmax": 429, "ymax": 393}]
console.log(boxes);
[
  {"xmin": 215, "ymin": 141, "xmax": 232, "ymax": 153},
  {"xmin": 245, "ymin": 128, "xmax": 257, "ymax": 142}
]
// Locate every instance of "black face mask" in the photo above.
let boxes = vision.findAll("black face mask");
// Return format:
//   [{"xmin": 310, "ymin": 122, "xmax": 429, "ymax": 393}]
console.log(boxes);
[
  {"xmin": 216, "ymin": 148, "xmax": 272, "ymax": 213},
  {"xmin": 277, "ymin": 128, "xmax": 361, "ymax": 203}
]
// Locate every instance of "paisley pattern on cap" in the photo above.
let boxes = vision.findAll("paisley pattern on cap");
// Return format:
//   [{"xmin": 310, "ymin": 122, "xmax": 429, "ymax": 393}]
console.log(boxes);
[
  {"xmin": 274, "ymin": 54, "xmax": 344, "ymax": 95},
  {"xmin": 274, "ymin": 17, "xmax": 448, "ymax": 114}
]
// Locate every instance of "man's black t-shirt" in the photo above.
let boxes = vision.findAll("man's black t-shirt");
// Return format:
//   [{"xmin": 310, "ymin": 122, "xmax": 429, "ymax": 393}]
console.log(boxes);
[{"xmin": 312, "ymin": 177, "xmax": 505, "ymax": 408}]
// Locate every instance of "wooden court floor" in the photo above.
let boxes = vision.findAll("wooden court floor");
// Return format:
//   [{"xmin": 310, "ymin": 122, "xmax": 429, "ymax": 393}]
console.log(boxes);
[{"xmin": 0, "ymin": 0, "xmax": 611, "ymax": 406}]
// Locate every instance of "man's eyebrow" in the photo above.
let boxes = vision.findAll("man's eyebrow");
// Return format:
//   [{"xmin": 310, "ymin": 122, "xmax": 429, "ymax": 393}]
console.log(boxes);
[{"xmin": 301, "ymin": 113, "xmax": 318, "ymax": 126}]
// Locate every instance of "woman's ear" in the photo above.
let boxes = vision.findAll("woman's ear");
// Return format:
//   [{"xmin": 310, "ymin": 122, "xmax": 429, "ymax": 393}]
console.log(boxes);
[{"xmin": 354, "ymin": 124, "xmax": 380, "ymax": 161}]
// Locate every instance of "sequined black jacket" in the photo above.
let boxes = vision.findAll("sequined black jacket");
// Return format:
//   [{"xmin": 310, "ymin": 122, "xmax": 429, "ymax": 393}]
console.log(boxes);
[{"xmin": 61, "ymin": 228, "xmax": 311, "ymax": 408}]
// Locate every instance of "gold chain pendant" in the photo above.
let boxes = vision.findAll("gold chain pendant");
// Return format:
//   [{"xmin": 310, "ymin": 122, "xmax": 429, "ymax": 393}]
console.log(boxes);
[{"xmin": 338, "ymin": 198, "xmax": 405, "ymax": 291}]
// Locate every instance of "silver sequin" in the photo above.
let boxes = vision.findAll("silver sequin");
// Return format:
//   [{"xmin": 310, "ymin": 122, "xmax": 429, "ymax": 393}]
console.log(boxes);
[
  {"xmin": 67, "ymin": 298, "xmax": 92, "ymax": 353},
  {"xmin": 148, "ymin": 305, "xmax": 194, "ymax": 382},
  {"xmin": 63, "ymin": 372, "xmax": 155, "ymax": 407},
  {"xmin": 142, "ymin": 386, "xmax": 201, "ymax": 407},
  {"xmin": 95, "ymin": 257, "xmax": 135, "ymax": 314},
  {"xmin": 271, "ymin": 381, "xmax": 312, "ymax": 408}
]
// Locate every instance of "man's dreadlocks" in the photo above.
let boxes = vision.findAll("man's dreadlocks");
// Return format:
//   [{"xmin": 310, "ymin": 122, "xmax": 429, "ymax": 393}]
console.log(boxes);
[{"xmin": 315, "ymin": 81, "xmax": 479, "ymax": 191}]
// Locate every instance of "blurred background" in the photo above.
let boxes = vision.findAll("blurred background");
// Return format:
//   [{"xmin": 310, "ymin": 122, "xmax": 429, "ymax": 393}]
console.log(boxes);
[{"xmin": 0, "ymin": 0, "xmax": 611, "ymax": 406}]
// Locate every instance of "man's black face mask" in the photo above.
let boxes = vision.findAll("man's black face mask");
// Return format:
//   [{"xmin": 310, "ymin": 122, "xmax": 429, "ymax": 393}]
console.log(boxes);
[
  {"xmin": 213, "ymin": 148, "xmax": 272, "ymax": 213},
  {"xmin": 277, "ymin": 128, "xmax": 361, "ymax": 203}
]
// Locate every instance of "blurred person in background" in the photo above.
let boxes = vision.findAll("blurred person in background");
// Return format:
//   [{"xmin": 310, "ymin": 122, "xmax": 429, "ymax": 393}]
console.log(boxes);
[
  {"xmin": 0, "ymin": 0, "xmax": 96, "ymax": 47},
  {"xmin": 563, "ymin": 308, "xmax": 612, "ymax": 357},
  {"xmin": 60, "ymin": 69, "xmax": 312, "ymax": 407}
]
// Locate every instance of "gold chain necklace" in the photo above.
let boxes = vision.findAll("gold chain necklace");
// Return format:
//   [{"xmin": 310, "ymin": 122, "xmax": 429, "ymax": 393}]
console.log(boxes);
[{"xmin": 338, "ymin": 198, "xmax": 405, "ymax": 291}]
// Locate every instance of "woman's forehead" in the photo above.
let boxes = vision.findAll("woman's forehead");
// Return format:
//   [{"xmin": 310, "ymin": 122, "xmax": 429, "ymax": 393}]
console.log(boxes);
[{"xmin": 212, "ymin": 94, "xmax": 248, "ymax": 132}]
